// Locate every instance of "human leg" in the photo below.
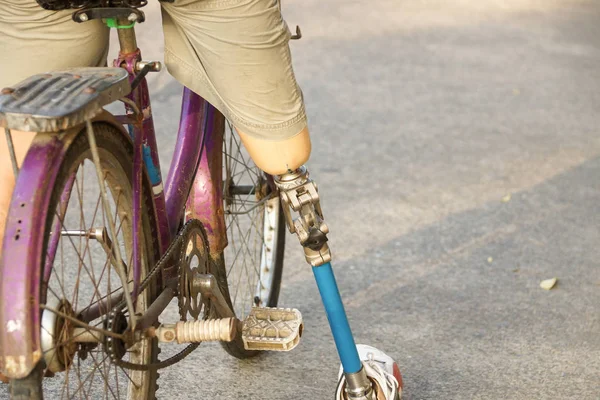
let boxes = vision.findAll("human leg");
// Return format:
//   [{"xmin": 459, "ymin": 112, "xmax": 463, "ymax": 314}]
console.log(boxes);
[{"xmin": 161, "ymin": 0, "xmax": 311, "ymax": 174}]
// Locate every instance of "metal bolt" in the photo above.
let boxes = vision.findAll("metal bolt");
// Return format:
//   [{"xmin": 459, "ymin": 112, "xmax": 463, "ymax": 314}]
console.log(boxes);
[
  {"xmin": 83, "ymin": 87, "xmax": 96, "ymax": 94},
  {"xmin": 128, "ymin": 13, "xmax": 138, "ymax": 22},
  {"xmin": 164, "ymin": 331, "xmax": 175, "ymax": 341},
  {"xmin": 78, "ymin": 13, "xmax": 88, "ymax": 22},
  {"xmin": 1, "ymin": 87, "xmax": 14, "ymax": 95}
]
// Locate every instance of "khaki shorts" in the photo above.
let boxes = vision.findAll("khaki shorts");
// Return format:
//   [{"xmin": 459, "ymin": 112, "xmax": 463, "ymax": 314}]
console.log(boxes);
[{"xmin": 0, "ymin": 0, "xmax": 307, "ymax": 140}]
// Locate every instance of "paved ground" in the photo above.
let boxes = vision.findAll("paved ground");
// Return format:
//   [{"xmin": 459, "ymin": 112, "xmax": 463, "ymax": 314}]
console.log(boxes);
[{"xmin": 3, "ymin": 0, "xmax": 600, "ymax": 398}]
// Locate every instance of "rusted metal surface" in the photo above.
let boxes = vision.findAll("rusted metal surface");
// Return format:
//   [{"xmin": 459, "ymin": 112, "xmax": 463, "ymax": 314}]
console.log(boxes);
[
  {"xmin": 117, "ymin": 16, "xmax": 138, "ymax": 54},
  {"xmin": 0, "ymin": 128, "xmax": 78, "ymax": 378},
  {"xmin": 116, "ymin": 49, "xmax": 170, "ymax": 298},
  {"xmin": 164, "ymin": 88, "xmax": 205, "ymax": 236},
  {"xmin": 0, "ymin": 114, "xmax": 130, "ymax": 379},
  {"xmin": 43, "ymin": 174, "xmax": 75, "ymax": 282},
  {"xmin": 185, "ymin": 102, "xmax": 227, "ymax": 258},
  {"xmin": 0, "ymin": 68, "xmax": 130, "ymax": 132}
]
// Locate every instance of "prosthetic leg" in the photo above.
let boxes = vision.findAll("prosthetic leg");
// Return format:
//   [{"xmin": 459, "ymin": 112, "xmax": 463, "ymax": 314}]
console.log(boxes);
[
  {"xmin": 237, "ymin": 129, "xmax": 402, "ymax": 399},
  {"xmin": 274, "ymin": 167, "xmax": 402, "ymax": 400}
]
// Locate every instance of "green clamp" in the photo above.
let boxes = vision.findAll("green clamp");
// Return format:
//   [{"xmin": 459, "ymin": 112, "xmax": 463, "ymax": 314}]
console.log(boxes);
[{"xmin": 104, "ymin": 18, "xmax": 136, "ymax": 29}]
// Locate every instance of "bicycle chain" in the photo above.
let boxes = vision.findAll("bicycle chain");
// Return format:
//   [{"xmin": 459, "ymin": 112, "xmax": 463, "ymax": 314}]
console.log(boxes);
[{"xmin": 106, "ymin": 219, "xmax": 205, "ymax": 371}]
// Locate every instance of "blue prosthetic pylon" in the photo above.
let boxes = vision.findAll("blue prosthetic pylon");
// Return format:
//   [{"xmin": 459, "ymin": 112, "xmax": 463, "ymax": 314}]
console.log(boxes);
[{"xmin": 312, "ymin": 262, "xmax": 362, "ymax": 374}]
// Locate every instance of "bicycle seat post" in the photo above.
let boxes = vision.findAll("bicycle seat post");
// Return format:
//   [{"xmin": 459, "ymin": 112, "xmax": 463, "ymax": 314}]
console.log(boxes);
[{"xmin": 117, "ymin": 16, "xmax": 138, "ymax": 54}]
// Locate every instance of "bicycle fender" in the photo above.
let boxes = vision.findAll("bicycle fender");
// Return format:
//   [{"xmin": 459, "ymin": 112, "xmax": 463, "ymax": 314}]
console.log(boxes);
[{"xmin": 0, "ymin": 115, "xmax": 128, "ymax": 379}]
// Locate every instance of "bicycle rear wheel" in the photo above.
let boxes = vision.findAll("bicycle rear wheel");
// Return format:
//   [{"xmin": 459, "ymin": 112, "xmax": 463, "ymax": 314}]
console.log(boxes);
[
  {"xmin": 10, "ymin": 123, "xmax": 160, "ymax": 400},
  {"xmin": 219, "ymin": 122, "xmax": 286, "ymax": 358}
]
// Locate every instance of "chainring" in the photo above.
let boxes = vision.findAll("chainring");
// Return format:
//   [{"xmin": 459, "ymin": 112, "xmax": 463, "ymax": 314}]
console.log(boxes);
[
  {"xmin": 105, "ymin": 219, "xmax": 211, "ymax": 371},
  {"xmin": 177, "ymin": 223, "xmax": 210, "ymax": 321}
]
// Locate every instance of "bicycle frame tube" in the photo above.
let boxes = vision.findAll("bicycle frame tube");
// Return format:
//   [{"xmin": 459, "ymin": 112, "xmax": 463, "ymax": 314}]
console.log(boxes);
[
  {"xmin": 117, "ymin": 27, "xmax": 227, "ymax": 255},
  {"xmin": 116, "ymin": 40, "xmax": 227, "ymax": 278},
  {"xmin": 177, "ymin": 96, "xmax": 227, "ymax": 258},
  {"xmin": 164, "ymin": 87, "xmax": 228, "ymax": 258},
  {"xmin": 114, "ymin": 39, "xmax": 177, "ymax": 299},
  {"xmin": 164, "ymin": 88, "xmax": 203, "ymax": 233}
]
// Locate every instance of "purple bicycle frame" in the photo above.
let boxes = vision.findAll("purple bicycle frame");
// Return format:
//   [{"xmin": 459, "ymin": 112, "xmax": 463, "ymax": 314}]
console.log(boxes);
[
  {"xmin": 0, "ymin": 45, "xmax": 227, "ymax": 378},
  {"xmin": 116, "ymin": 49, "xmax": 228, "ymax": 287}
]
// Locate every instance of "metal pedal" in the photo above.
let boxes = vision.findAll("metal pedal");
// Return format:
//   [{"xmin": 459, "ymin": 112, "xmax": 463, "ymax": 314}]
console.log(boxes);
[
  {"xmin": 242, "ymin": 307, "xmax": 303, "ymax": 351},
  {"xmin": 0, "ymin": 67, "xmax": 130, "ymax": 132}
]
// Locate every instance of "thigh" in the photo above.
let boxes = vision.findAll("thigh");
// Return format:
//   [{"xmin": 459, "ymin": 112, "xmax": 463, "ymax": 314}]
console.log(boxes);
[
  {"xmin": 0, "ymin": 0, "xmax": 110, "ymax": 88},
  {"xmin": 161, "ymin": 0, "xmax": 307, "ymax": 141}
]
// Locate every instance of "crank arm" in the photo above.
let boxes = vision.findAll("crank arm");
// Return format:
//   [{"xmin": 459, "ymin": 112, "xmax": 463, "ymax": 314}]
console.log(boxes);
[
  {"xmin": 192, "ymin": 273, "xmax": 235, "ymax": 318},
  {"xmin": 136, "ymin": 272, "xmax": 236, "ymax": 332}
]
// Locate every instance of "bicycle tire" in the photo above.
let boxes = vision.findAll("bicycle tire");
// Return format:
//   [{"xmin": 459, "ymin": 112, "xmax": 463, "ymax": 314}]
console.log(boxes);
[
  {"xmin": 9, "ymin": 122, "xmax": 161, "ymax": 400},
  {"xmin": 218, "ymin": 122, "xmax": 286, "ymax": 359}
]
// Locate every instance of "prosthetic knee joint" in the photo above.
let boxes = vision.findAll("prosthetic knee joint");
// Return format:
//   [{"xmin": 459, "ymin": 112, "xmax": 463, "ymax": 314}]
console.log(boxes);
[{"xmin": 274, "ymin": 166, "xmax": 331, "ymax": 267}]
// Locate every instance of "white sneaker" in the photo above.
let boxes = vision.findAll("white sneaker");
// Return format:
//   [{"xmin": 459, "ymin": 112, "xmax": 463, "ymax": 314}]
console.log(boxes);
[{"xmin": 335, "ymin": 344, "xmax": 403, "ymax": 400}]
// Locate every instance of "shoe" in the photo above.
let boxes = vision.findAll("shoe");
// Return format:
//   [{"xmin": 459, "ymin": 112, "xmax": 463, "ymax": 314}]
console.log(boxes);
[{"xmin": 336, "ymin": 344, "xmax": 403, "ymax": 400}]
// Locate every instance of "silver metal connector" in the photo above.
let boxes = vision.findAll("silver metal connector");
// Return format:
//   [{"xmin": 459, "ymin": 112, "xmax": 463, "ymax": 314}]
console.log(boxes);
[
  {"xmin": 274, "ymin": 166, "xmax": 332, "ymax": 266},
  {"xmin": 135, "ymin": 61, "xmax": 162, "ymax": 73},
  {"xmin": 344, "ymin": 367, "xmax": 376, "ymax": 400}
]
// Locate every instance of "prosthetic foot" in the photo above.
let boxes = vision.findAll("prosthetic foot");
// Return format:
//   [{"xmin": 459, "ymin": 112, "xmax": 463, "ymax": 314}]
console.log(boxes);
[{"xmin": 336, "ymin": 345, "xmax": 403, "ymax": 400}]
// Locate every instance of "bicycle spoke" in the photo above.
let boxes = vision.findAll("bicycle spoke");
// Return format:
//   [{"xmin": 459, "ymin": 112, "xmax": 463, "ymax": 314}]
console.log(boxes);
[
  {"xmin": 68, "ymin": 351, "xmax": 111, "ymax": 400},
  {"xmin": 221, "ymin": 121, "xmax": 284, "ymax": 319},
  {"xmin": 230, "ymin": 214, "xmax": 258, "ymax": 313},
  {"xmin": 29, "ymin": 124, "xmax": 155, "ymax": 399},
  {"xmin": 117, "ymin": 363, "xmax": 139, "ymax": 391},
  {"xmin": 85, "ymin": 215, "xmax": 127, "ymax": 314},
  {"xmin": 51, "ymin": 209, "xmax": 106, "ymax": 307},
  {"xmin": 85, "ymin": 121, "xmax": 135, "ymax": 328},
  {"xmin": 72, "ymin": 354, "xmax": 86, "ymax": 400}
]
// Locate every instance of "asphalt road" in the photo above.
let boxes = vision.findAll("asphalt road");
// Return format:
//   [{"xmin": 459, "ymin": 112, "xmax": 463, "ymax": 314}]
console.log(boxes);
[{"xmin": 3, "ymin": 0, "xmax": 600, "ymax": 399}]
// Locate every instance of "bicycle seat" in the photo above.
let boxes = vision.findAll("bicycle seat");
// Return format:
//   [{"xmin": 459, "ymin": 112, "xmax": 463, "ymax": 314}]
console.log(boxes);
[
  {"xmin": 35, "ymin": 0, "xmax": 147, "ymax": 11},
  {"xmin": 0, "ymin": 67, "xmax": 130, "ymax": 132}
]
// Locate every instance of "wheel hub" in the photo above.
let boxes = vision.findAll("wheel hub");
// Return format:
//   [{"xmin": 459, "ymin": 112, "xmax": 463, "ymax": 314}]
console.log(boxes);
[{"xmin": 41, "ymin": 298, "xmax": 78, "ymax": 373}]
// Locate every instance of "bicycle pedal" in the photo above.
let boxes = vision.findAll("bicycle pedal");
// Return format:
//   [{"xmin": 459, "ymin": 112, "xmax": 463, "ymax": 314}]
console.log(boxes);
[
  {"xmin": 156, "ymin": 318, "xmax": 236, "ymax": 344},
  {"xmin": 242, "ymin": 307, "xmax": 303, "ymax": 351}
]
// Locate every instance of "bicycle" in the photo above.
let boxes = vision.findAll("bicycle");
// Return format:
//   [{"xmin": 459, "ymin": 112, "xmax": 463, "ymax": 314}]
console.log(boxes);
[{"xmin": 0, "ymin": 2, "xmax": 402, "ymax": 399}]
